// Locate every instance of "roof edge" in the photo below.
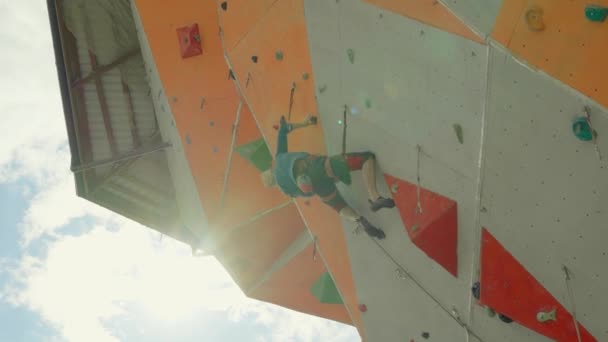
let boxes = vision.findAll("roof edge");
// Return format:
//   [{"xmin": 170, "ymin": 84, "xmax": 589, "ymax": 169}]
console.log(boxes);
[{"xmin": 46, "ymin": 0, "xmax": 87, "ymax": 196}]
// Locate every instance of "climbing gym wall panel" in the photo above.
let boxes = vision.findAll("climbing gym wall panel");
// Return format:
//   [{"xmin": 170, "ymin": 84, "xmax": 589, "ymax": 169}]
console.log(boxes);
[
  {"xmin": 304, "ymin": 0, "xmax": 488, "ymax": 338},
  {"xmin": 306, "ymin": 0, "xmax": 487, "ymax": 180},
  {"xmin": 439, "ymin": 0, "xmax": 503, "ymax": 38},
  {"xmin": 212, "ymin": 104, "xmax": 289, "ymax": 232},
  {"xmin": 364, "ymin": 0, "xmax": 484, "ymax": 43},
  {"xmin": 133, "ymin": 0, "xmax": 241, "ymax": 225},
  {"xmin": 215, "ymin": 0, "xmax": 278, "ymax": 51},
  {"xmin": 213, "ymin": 203, "xmax": 306, "ymax": 291},
  {"xmin": 249, "ymin": 243, "xmax": 353, "ymax": 325},
  {"xmin": 218, "ymin": 0, "xmax": 324, "ymax": 156},
  {"xmin": 478, "ymin": 46, "xmax": 608, "ymax": 341},
  {"xmin": 480, "ymin": 228, "xmax": 596, "ymax": 341},
  {"xmin": 384, "ymin": 173, "xmax": 458, "ymax": 277},
  {"xmin": 218, "ymin": 0, "xmax": 365, "ymax": 336},
  {"xmin": 340, "ymin": 216, "xmax": 468, "ymax": 342},
  {"xmin": 492, "ymin": 0, "xmax": 608, "ymax": 109}
]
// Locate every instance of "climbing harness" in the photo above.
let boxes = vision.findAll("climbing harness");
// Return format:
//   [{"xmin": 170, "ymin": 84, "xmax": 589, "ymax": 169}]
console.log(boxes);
[{"xmin": 563, "ymin": 265, "xmax": 583, "ymax": 342}]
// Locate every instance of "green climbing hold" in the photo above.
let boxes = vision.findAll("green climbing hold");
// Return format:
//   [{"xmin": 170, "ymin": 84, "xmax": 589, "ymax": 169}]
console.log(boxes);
[
  {"xmin": 585, "ymin": 5, "xmax": 608, "ymax": 22},
  {"xmin": 302, "ymin": 73, "xmax": 309, "ymax": 80},
  {"xmin": 235, "ymin": 138, "xmax": 273, "ymax": 171},
  {"xmin": 310, "ymin": 271, "xmax": 343, "ymax": 304},
  {"xmin": 347, "ymin": 48, "xmax": 355, "ymax": 64},
  {"xmin": 365, "ymin": 98, "xmax": 372, "ymax": 109},
  {"xmin": 275, "ymin": 50, "xmax": 284, "ymax": 61},
  {"xmin": 572, "ymin": 117, "xmax": 593, "ymax": 141},
  {"xmin": 319, "ymin": 85, "xmax": 327, "ymax": 94},
  {"xmin": 453, "ymin": 124, "xmax": 464, "ymax": 144}
]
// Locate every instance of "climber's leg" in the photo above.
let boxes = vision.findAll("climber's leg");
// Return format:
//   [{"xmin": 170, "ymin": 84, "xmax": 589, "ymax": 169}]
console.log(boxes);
[
  {"xmin": 318, "ymin": 183, "xmax": 386, "ymax": 239},
  {"xmin": 344, "ymin": 152, "xmax": 395, "ymax": 212}
]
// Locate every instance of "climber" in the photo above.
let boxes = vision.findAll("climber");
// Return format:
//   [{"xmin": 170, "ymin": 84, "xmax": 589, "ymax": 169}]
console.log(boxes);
[{"xmin": 261, "ymin": 115, "xmax": 395, "ymax": 239}]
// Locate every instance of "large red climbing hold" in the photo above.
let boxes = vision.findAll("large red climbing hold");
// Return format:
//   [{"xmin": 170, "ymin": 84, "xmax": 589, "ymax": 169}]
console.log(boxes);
[
  {"xmin": 176, "ymin": 23, "xmax": 203, "ymax": 58},
  {"xmin": 384, "ymin": 173, "xmax": 458, "ymax": 277},
  {"xmin": 480, "ymin": 228, "xmax": 596, "ymax": 341}
]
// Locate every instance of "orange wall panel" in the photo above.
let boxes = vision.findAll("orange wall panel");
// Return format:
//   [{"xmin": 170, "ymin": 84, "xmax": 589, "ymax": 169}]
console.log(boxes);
[
  {"xmin": 136, "ymin": 0, "xmax": 364, "ymax": 336},
  {"xmin": 213, "ymin": 104, "xmax": 289, "ymax": 231},
  {"xmin": 492, "ymin": 0, "xmax": 608, "ymax": 108},
  {"xmin": 215, "ymin": 204, "xmax": 306, "ymax": 290},
  {"xmin": 365, "ymin": 0, "xmax": 484, "ymax": 43},
  {"xmin": 221, "ymin": 0, "xmax": 325, "ymax": 155},
  {"xmin": 134, "ymin": 0, "xmax": 240, "ymax": 224},
  {"xmin": 219, "ymin": 0, "xmax": 364, "ymax": 336},
  {"xmin": 251, "ymin": 245, "xmax": 352, "ymax": 325},
  {"xmin": 216, "ymin": 0, "xmax": 278, "ymax": 51}
]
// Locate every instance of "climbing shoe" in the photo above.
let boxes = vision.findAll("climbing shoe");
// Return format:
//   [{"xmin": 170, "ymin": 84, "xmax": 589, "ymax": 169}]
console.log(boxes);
[
  {"xmin": 357, "ymin": 216, "xmax": 386, "ymax": 239},
  {"xmin": 369, "ymin": 196, "xmax": 395, "ymax": 212}
]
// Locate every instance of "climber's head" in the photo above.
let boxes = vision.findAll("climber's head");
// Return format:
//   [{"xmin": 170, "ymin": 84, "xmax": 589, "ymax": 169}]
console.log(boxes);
[{"xmin": 261, "ymin": 168, "xmax": 277, "ymax": 188}]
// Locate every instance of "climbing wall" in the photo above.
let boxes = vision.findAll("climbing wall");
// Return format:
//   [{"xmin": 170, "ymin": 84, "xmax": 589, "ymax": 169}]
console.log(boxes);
[
  {"xmin": 130, "ymin": 0, "xmax": 208, "ymax": 244},
  {"xmin": 476, "ymin": 46, "xmax": 607, "ymax": 341},
  {"xmin": 305, "ymin": 0, "xmax": 607, "ymax": 341},
  {"xmin": 439, "ymin": 0, "xmax": 503, "ymax": 38},
  {"xmin": 304, "ymin": 0, "xmax": 492, "ymax": 340},
  {"xmin": 130, "ymin": 0, "xmax": 360, "ymax": 332},
  {"xmin": 129, "ymin": 0, "xmax": 608, "ymax": 340},
  {"xmin": 216, "ymin": 0, "xmax": 367, "ymax": 337}
]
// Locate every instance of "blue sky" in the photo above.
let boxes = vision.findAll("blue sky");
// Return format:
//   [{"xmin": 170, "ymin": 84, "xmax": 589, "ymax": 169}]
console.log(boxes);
[{"xmin": 0, "ymin": 2, "xmax": 359, "ymax": 341}]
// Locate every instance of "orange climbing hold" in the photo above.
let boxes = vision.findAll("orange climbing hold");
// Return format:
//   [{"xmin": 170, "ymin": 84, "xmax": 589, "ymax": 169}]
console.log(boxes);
[
  {"xmin": 384, "ymin": 173, "xmax": 458, "ymax": 277},
  {"xmin": 480, "ymin": 228, "xmax": 597, "ymax": 341},
  {"xmin": 364, "ymin": 0, "xmax": 484, "ymax": 44}
]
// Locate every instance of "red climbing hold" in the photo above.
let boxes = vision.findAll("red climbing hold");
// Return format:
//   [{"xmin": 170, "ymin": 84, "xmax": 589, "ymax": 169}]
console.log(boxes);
[
  {"xmin": 176, "ymin": 24, "xmax": 203, "ymax": 58},
  {"xmin": 384, "ymin": 173, "xmax": 458, "ymax": 277},
  {"xmin": 358, "ymin": 304, "xmax": 367, "ymax": 313},
  {"xmin": 480, "ymin": 228, "xmax": 596, "ymax": 341}
]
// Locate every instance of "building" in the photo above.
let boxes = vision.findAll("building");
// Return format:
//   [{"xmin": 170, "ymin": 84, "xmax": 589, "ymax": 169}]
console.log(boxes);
[{"xmin": 47, "ymin": 0, "xmax": 608, "ymax": 341}]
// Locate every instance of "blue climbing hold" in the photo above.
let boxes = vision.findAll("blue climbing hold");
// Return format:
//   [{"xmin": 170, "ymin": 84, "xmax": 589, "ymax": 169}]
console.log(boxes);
[
  {"xmin": 585, "ymin": 5, "xmax": 607, "ymax": 22},
  {"xmin": 185, "ymin": 134, "xmax": 192, "ymax": 144},
  {"xmin": 572, "ymin": 117, "xmax": 593, "ymax": 141}
]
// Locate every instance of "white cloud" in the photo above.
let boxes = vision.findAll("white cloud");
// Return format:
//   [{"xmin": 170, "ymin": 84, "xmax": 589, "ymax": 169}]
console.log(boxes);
[{"xmin": 3, "ymin": 221, "xmax": 359, "ymax": 342}]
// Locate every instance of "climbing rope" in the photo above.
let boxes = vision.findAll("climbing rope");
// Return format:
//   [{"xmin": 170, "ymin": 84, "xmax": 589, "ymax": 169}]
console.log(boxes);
[
  {"xmin": 563, "ymin": 265, "xmax": 583, "ymax": 342},
  {"xmin": 342, "ymin": 105, "xmax": 348, "ymax": 156},
  {"xmin": 584, "ymin": 106, "xmax": 602, "ymax": 161},
  {"xmin": 312, "ymin": 235, "xmax": 318, "ymax": 261},
  {"xmin": 415, "ymin": 144, "xmax": 423, "ymax": 215},
  {"xmin": 219, "ymin": 100, "xmax": 243, "ymax": 210}
]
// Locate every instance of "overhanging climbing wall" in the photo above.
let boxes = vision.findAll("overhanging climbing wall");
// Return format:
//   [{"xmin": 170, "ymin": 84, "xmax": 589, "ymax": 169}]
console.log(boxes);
[
  {"xmin": 217, "ymin": 0, "xmax": 367, "ymax": 338},
  {"xmin": 131, "ymin": 0, "xmax": 362, "ymax": 334},
  {"xmin": 304, "ymin": 0, "xmax": 489, "ymax": 340},
  {"xmin": 475, "ymin": 46, "xmax": 607, "ymax": 341},
  {"xmin": 128, "ymin": 0, "xmax": 608, "ymax": 340}
]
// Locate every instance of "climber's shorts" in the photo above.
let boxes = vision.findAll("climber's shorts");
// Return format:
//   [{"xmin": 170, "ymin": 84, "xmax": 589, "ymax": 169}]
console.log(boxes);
[{"xmin": 315, "ymin": 151, "xmax": 375, "ymax": 212}]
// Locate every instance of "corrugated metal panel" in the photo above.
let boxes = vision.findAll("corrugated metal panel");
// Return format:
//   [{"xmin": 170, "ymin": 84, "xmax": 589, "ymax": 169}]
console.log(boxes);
[
  {"xmin": 64, "ymin": 0, "xmax": 158, "ymax": 160},
  {"xmin": 58, "ymin": 0, "xmax": 188, "ymax": 243}
]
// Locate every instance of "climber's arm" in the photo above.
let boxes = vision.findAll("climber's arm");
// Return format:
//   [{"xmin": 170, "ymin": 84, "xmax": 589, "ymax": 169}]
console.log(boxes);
[
  {"xmin": 276, "ymin": 115, "xmax": 317, "ymax": 156},
  {"xmin": 276, "ymin": 117, "xmax": 292, "ymax": 156}
]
